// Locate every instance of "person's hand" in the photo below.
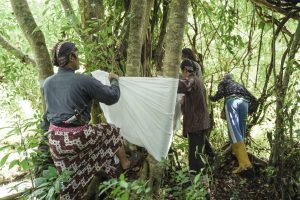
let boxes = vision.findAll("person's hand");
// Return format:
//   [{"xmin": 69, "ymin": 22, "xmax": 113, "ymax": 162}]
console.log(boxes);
[{"xmin": 108, "ymin": 73, "xmax": 119, "ymax": 81}]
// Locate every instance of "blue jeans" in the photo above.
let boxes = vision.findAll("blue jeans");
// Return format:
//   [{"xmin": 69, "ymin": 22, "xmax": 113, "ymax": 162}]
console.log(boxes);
[{"xmin": 225, "ymin": 98, "xmax": 249, "ymax": 144}]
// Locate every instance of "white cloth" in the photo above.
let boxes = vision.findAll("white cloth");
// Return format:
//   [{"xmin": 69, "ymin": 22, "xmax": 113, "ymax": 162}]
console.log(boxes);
[
  {"xmin": 173, "ymin": 94, "xmax": 184, "ymax": 131},
  {"xmin": 92, "ymin": 70, "xmax": 178, "ymax": 161}
]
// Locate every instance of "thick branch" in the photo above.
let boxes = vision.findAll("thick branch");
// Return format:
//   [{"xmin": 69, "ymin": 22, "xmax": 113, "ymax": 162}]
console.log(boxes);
[
  {"xmin": 10, "ymin": 0, "xmax": 53, "ymax": 80},
  {"xmin": 0, "ymin": 35, "xmax": 36, "ymax": 65}
]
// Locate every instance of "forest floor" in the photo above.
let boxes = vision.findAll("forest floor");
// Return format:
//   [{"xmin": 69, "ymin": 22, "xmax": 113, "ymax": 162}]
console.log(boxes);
[
  {"xmin": 163, "ymin": 152, "xmax": 275, "ymax": 200},
  {"xmin": 210, "ymin": 154, "xmax": 273, "ymax": 200}
]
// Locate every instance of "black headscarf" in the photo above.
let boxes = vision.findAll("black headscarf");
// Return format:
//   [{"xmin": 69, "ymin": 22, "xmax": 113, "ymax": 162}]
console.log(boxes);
[
  {"xmin": 52, "ymin": 41, "xmax": 76, "ymax": 67},
  {"xmin": 180, "ymin": 59, "xmax": 196, "ymax": 73}
]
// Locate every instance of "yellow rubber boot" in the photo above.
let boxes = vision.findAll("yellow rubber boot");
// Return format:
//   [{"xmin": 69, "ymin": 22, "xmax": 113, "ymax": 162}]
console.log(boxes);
[{"xmin": 231, "ymin": 141, "xmax": 252, "ymax": 174}]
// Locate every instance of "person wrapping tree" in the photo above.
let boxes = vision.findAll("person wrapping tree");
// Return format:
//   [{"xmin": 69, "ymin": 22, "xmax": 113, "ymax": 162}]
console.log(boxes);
[
  {"xmin": 43, "ymin": 41, "xmax": 142, "ymax": 199},
  {"xmin": 210, "ymin": 73, "xmax": 256, "ymax": 174}
]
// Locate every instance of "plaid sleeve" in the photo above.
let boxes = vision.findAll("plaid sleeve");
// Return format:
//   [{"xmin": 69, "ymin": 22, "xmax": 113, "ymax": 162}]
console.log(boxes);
[{"xmin": 211, "ymin": 80, "xmax": 226, "ymax": 102}]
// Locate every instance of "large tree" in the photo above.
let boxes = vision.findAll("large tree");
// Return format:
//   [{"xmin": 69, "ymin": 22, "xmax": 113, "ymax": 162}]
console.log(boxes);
[{"xmin": 10, "ymin": 0, "xmax": 54, "ymax": 111}]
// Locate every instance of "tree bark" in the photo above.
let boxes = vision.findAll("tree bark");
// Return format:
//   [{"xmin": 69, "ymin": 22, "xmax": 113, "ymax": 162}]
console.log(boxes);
[
  {"xmin": 10, "ymin": 0, "xmax": 53, "ymax": 80},
  {"xmin": 10, "ymin": 0, "xmax": 54, "ymax": 112},
  {"xmin": 0, "ymin": 34, "xmax": 36, "ymax": 66},
  {"xmin": 162, "ymin": 0, "xmax": 189, "ymax": 78},
  {"xmin": 141, "ymin": 0, "xmax": 154, "ymax": 77},
  {"xmin": 126, "ymin": 0, "xmax": 148, "ymax": 76},
  {"xmin": 271, "ymin": 20, "xmax": 300, "ymax": 166},
  {"xmin": 154, "ymin": 0, "xmax": 169, "ymax": 73},
  {"xmin": 142, "ymin": 0, "xmax": 189, "ymax": 196},
  {"xmin": 78, "ymin": 0, "xmax": 104, "ymax": 31}
]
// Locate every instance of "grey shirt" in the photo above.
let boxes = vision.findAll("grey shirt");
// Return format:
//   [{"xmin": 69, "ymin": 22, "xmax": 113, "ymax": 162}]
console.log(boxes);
[{"xmin": 43, "ymin": 67, "xmax": 120, "ymax": 124}]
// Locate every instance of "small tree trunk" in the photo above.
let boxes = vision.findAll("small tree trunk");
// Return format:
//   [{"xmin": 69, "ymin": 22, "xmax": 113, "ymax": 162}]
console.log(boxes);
[{"xmin": 154, "ymin": 0, "xmax": 169, "ymax": 73}]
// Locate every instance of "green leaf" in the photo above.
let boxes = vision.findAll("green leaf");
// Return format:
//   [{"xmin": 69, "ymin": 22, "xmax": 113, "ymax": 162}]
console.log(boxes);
[
  {"xmin": 20, "ymin": 159, "xmax": 29, "ymax": 170},
  {"xmin": 121, "ymin": 192, "xmax": 129, "ymax": 200},
  {"xmin": 0, "ymin": 154, "xmax": 10, "ymax": 167},
  {"xmin": 54, "ymin": 179, "xmax": 61, "ymax": 193},
  {"xmin": 34, "ymin": 177, "xmax": 47, "ymax": 187},
  {"xmin": 47, "ymin": 187, "xmax": 55, "ymax": 200},
  {"xmin": 29, "ymin": 188, "xmax": 47, "ymax": 198},
  {"xmin": 0, "ymin": 145, "xmax": 11, "ymax": 151},
  {"xmin": 43, "ymin": 166, "xmax": 58, "ymax": 179},
  {"xmin": 119, "ymin": 180, "xmax": 128, "ymax": 188},
  {"xmin": 9, "ymin": 159, "xmax": 19, "ymax": 169}
]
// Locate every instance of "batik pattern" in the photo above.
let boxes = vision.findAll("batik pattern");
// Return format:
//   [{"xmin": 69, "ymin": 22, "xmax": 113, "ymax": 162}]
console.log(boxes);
[{"xmin": 48, "ymin": 123, "xmax": 123, "ymax": 200}]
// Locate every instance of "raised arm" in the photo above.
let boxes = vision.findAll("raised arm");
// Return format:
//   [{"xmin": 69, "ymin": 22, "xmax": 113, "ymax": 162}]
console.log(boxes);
[{"xmin": 85, "ymin": 76, "xmax": 120, "ymax": 105}]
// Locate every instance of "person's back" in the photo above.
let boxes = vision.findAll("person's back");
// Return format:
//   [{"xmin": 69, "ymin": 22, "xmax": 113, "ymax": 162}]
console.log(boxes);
[
  {"xmin": 44, "ymin": 67, "xmax": 120, "ymax": 125},
  {"xmin": 210, "ymin": 73, "xmax": 253, "ymax": 174},
  {"xmin": 180, "ymin": 74, "xmax": 209, "ymax": 134}
]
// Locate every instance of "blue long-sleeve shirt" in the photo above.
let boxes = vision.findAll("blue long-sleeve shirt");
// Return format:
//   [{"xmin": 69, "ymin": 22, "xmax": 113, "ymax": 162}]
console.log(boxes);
[{"xmin": 43, "ymin": 67, "xmax": 120, "ymax": 124}]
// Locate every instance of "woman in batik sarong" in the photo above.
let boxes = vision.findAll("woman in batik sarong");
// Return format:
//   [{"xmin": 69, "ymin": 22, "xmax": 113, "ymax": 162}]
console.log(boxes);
[
  {"xmin": 43, "ymin": 41, "xmax": 141, "ymax": 199},
  {"xmin": 210, "ymin": 73, "xmax": 254, "ymax": 173}
]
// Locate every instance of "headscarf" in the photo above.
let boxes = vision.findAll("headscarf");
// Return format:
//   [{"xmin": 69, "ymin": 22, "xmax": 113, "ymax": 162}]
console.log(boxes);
[{"xmin": 52, "ymin": 41, "xmax": 76, "ymax": 67}]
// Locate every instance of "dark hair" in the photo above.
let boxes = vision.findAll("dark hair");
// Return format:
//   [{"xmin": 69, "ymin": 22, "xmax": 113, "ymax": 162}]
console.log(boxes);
[
  {"xmin": 182, "ymin": 48, "xmax": 197, "ymax": 62},
  {"xmin": 180, "ymin": 59, "xmax": 196, "ymax": 73},
  {"xmin": 52, "ymin": 41, "xmax": 76, "ymax": 67}
]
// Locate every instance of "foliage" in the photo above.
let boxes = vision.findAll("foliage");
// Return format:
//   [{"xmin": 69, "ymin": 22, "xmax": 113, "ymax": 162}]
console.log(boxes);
[
  {"xmin": 0, "ymin": 115, "xmax": 42, "ymax": 173},
  {"xmin": 0, "ymin": 0, "xmax": 299, "ymax": 199},
  {"xmin": 27, "ymin": 166, "xmax": 73, "ymax": 200},
  {"xmin": 98, "ymin": 174, "xmax": 151, "ymax": 200}
]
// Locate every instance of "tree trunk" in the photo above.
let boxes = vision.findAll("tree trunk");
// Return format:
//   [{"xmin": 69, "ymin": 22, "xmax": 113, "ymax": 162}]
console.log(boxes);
[
  {"xmin": 10, "ymin": 0, "xmax": 54, "ymax": 111},
  {"xmin": 270, "ymin": 20, "xmax": 300, "ymax": 198},
  {"xmin": 126, "ymin": 0, "xmax": 148, "ymax": 76},
  {"xmin": 271, "ymin": 20, "xmax": 300, "ymax": 166},
  {"xmin": 154, "ymin": 0, "xmax": 169, "ymax": 73},
  {"xmin": 162, "ymin": 0, "xmax": 189, "ymax": 78},
  {"xmin": 142, "ymin": 0, "xmax": 189, "ymax": 196},
  {"xmin": 141, "ymin": 0, "xmax": 154, "ymax": 77}
]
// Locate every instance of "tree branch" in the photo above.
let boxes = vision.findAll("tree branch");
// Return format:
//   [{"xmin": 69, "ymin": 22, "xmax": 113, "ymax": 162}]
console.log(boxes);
[
  {"xmin": 250, "ymin": 0, "xmax": 300, "ymax": 19},
  {"xmin": 10, "ymin": 0, "xmax": 53, "ymax": 80},
  {"xmin": 0, "ymin": 34, "xmax": 36, "ymax": 65}
]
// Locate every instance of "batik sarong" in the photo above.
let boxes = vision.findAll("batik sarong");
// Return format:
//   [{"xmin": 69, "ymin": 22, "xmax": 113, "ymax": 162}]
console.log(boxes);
[
  {"xmin": 224, "ymin": 97, "xmax": 249, "ymax": 144},
  {"xmin": 48, "ymin": 123, "xmax": 123, "ymax": 200}
]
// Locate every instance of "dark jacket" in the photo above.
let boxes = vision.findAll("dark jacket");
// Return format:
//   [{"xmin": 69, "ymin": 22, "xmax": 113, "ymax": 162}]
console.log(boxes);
[
  {"xmin": 178, "ymin": 74, "xmax": 210, "ymax": 137},
  {"xmin": 43, "ymin": 67, "xmax": 120, "ymax": 124}
]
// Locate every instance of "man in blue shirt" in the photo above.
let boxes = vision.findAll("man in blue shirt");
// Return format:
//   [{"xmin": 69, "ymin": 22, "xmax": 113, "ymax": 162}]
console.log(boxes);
[{"xmin": 43, "ymin": 41, "xmax": 141, "ymax": 199}]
